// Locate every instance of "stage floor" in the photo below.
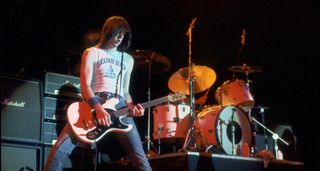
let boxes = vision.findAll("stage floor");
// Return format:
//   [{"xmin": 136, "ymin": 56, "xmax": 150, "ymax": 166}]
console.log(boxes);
[{"xmin": 147, "ymin": 151, "xmax": 304, "ymax": 171}]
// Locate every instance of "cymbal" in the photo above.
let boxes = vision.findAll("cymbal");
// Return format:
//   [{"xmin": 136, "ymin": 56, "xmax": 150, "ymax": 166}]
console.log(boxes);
[
  {"xmin": 132, "ymin": 50, "xmax": 171, "ymax": 73},
  {"xmin": 228, "ymin": 64, "xmax": 262, "ymax": 73},
  {"xmin": 168, "ymin": 65, "xmax": 216, "ymax": 95}
]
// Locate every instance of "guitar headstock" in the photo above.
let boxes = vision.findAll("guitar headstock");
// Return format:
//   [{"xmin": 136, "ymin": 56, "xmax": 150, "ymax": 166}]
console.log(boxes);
[{"xmin": 168, "ymin": 92, "xmax": 186, "ymax": 102}]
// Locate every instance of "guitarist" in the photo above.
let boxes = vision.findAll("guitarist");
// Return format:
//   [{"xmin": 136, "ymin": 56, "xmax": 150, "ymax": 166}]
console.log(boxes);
[{"xmin": 44, "ymin": 16, "xmax": 152, "ymax": 171}]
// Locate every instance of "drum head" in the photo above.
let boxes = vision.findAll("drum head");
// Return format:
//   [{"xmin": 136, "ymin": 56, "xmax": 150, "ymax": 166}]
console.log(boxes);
[{"xmin": 215, "ymin": 106, "xmax": 252, "ymax": 155}]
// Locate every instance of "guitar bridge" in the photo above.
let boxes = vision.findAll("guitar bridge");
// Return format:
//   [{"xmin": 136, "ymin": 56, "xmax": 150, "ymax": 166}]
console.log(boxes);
[{"xmin": 86, "ymin": 126, "xmax": 105, "ymax": 140}]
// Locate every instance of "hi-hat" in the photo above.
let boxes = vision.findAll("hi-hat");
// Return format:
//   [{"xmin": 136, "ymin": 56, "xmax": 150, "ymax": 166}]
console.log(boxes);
[
  {"xmin": 132, "ymin": 50, "xmax": 171, "ymax": 73},
  {"xmin": 168, "ymin": 65, "xmax": 216, "ymax": 95},
  {"xmin": 228, "ymin": 64, "xmax": 262, "ymax": 74}
]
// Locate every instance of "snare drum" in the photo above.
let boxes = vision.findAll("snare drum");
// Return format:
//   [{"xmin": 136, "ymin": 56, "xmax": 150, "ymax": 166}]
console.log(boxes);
[
  {"xmin": 195, "ymin": 105, "xmax": 252, "ymax": 155},
  {"xmin": 153, "ymin": 103, "xmax": 190, "ymax": 142},
  {"xmin": 215, "ymin": 79, "xmax": 254, "ymax": 109}
]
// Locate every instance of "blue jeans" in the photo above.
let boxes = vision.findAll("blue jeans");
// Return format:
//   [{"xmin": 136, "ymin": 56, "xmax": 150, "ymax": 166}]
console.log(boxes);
[{"xmin": 43, "ymin": 93, "xmax": 152, "ymax": 171}]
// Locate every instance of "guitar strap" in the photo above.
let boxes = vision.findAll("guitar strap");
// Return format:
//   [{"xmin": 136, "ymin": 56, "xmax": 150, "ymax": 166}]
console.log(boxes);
[{"xmin": 114, "ymin": 52, "xmax": 124, "ymax": 98}]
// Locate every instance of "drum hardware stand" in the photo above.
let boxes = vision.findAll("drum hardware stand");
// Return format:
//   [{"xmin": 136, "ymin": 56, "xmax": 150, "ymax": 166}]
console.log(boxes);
[
  {"xmin": 157, "ymin": 124, "xmax": 163, "ymax": 154},
  {"xmin": 242, "ymin": 64, "xmax": 257, "ymax": 155},
  {"xmin": 231, "ymin": 108, "xmax": 236, "ymax": 155},
  {"xmin": 144, "ymin": 58, "xmax": 159, "ymax": 156},
  {"xmin": 250, "ymin": 117, "xmax": 289, "ymax": 159},
  {"xmin": 182, "ymin": 17, "xmax": 198, "ymax": 151},
  {"xmin": 259, "ymin": 107, "xmax": 269, "ymax": 150},
  {"xmin": 218, "ymin": 119, "xmax": 224, "ymax": 150},
  {"xmin": 236, "ymin": 29, "xmax": 246, "ymax": 65}
]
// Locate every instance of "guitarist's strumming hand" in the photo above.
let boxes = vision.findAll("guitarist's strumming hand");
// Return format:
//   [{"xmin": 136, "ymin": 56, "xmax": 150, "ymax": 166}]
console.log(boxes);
[
  {"xmin": 127, "ymin": 102, "xmax": 145, "ymax": 117},
  {"xmin": 93, "ymin": 104, "xmax": 113, "ymax": 127}
]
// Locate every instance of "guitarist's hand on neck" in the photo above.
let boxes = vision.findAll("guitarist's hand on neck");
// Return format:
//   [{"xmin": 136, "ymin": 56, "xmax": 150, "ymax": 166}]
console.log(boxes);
[
  {"xmin": 127, "ymin": 102, "xmax": 145, "ymax": 117},
  {"xmin": 93, "ymin": 103, "xmax": 113, "ymax": 126}
]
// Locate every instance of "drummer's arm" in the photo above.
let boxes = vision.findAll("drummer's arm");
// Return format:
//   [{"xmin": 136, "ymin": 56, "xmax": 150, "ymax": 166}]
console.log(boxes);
[
  {"xmin": 196, "ymin": 95, "xmax": 208, "ymax": 106},
  {"xmin": 183, "ymin": 94, "xmax": 208, "ymax": 106}
]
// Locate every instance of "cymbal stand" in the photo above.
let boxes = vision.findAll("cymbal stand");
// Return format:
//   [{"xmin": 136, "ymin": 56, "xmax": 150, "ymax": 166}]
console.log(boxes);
[
  {"xmin": 145, "ymin": 59, "xmax": 159, "ymax": 156},
  {"xmin": 235, "ymin": 29, "xmax": 246, "ymax": 65},
  {"xmin": 182, "ymin": 17, "xmax": 197, "ymax": 151},
  {"xmin": 251, "ymin": 117, "xmax": 289, "ymax": 159},
  {"xmin": 243, "ymin": 63, "xmax": 257, "ymax": 155}
]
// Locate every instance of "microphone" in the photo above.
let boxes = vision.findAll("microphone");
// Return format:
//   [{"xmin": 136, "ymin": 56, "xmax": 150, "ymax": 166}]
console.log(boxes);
[
  {"xmin": 241, "ymin": 29, "xmax": 246, "ymax": 45},
  {"xmin": 186, "ymin": 17, "xmax": 197, "ymax": 35}
]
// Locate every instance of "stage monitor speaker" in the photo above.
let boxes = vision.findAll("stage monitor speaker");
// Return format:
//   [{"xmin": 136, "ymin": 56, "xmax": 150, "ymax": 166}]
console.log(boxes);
[
  {"xmin": 1, "ymin": 142, "xmax": 42, "ymax": 171},
  {"xmin": 273, "ymin": 124, "xmax": 298, "ymax": 161},
  {"xmin": 1, "ymin": 74, "xmax": 42, "ymax": 143},
  {"xmin": 255, "ymin": 124, "xmax": 298, "ymax": 161}
]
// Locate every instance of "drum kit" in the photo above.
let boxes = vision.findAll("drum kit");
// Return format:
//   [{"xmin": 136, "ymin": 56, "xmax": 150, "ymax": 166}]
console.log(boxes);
[
  {"xmin": 131, "ymin": 21, "xmax": 288, "ymax": 158},
  {"xmin": 132, "ymin": 48, "xmax": 267, "ymax": 156}
]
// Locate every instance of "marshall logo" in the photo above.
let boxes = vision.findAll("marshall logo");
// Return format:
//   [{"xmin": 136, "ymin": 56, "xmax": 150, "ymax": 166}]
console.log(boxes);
[{"xmin": 1, "ymin": 98, "xmax": 26, "ymax": 107}]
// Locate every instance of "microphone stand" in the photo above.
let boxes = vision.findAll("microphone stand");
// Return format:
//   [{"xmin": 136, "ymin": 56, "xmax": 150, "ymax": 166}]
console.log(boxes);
[
  {"xmin": 182, "ymin": 18, "xmax": 197, "ymax": 151},
  {"xmin": 251, "ymin": 117, "xmax": 289, "ymax": 159}
]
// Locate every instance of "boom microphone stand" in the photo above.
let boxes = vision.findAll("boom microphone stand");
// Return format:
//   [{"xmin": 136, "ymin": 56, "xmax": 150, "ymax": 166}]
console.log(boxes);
[
  {"xmin": 182, "ymin": 17, "xmax": 197, "ymax": 150},
  {"xmin": 251, "ymin": 117, "xmax": 289, "ymax": 159}
]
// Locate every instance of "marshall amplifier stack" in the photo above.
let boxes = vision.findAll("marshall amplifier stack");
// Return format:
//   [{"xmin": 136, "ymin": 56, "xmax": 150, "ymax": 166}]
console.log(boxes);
[
  {"xmin": 42, "ymin": 72, "xmax": 95, "ymax": 170},
  {"xmin": 1, "ymin": 72, "xmax": 93, "ymax": 170},
  {"xmin": 1, "ymin": 74, "xmax": 43, "ymax": 171},
  {"xmin": 42, "ymin": 72, "xmax": 82, "ymax": 146},
  {"xmin": 1, "ymin": 74, "xmax": 43, "ymax": 143}
]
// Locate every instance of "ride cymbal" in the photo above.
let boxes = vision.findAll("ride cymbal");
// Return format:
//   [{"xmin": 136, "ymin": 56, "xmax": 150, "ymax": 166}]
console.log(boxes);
[
  {"xmin": 168, "ymin": 65, "xmax": 216, "ymax": 95},
  {"xmin": 132, "ymin": 49, "xmax": 171, "ymax": 73},
  {"xmin": 228, "ymin": 64, "xmax": 262, "ymax": 74}
]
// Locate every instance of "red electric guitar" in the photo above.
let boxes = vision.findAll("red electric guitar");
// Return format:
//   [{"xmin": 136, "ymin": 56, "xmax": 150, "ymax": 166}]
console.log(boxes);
[{"xmin": 67, "ymin": 92, "xmax": 185, "ymax": 144}]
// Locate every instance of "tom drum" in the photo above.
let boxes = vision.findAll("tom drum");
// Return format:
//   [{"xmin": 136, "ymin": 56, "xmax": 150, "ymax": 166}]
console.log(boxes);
[
  {"xmin": 153, "ymin": 103, "xmax": 190, "ymax": 142},
  {"xmin": 215, "ymin": 79, "xmax": 254, "ymax": 110}
]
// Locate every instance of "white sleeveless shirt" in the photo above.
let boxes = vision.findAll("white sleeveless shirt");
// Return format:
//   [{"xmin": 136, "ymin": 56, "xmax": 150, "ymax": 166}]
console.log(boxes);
[{"xmin": 88, "ymin": 47, "xmax": 131, "ymax": 97}]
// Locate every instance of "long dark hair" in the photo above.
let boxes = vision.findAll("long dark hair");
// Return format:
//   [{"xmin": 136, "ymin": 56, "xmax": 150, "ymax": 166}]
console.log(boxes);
[{"xmin": 99, "ymin": 16, "xmax": 132, "ymax": 52}]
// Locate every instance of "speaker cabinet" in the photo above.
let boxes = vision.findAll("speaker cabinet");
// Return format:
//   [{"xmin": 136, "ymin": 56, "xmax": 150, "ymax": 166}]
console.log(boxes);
[
  {"xmin": 44, "ymin": 72, "xmax": 81, "ymax": 99},
  {"xmin": 1, "ymin": 142, "xmax": 42, "ymax": 171},
  {"xmin": 43, "ymin": 121, "xmax": 66, "ymax": 145},
  {"xmin": 43, "ymin": 96, "xmax": 80, "ymax": 121},
  {"xmin": 1, "ymin": 74, "xmax": 42, "ymax": 143}
]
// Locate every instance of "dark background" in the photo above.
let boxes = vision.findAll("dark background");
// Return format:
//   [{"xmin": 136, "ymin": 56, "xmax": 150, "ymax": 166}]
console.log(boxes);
[{"xmin": 1, "ymin": 0, "xmax": 318, "ymax": 170}]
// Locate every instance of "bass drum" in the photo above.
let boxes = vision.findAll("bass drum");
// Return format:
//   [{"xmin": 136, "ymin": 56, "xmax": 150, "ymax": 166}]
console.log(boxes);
[{"xmin": 195, "ymin": 105, "xmax": 252, "ymax": 155}]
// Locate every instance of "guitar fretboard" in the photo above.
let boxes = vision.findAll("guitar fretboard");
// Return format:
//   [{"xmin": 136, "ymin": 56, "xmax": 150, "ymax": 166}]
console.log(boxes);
[{"xmin": 113, "ymin": 96, "xmax": 169, "ymax": 117}]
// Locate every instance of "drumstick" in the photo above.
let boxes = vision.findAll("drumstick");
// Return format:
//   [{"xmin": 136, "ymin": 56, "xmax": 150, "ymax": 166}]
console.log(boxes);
[{"xmin": 204, "ymin": 89, "xmax": 210, "ymax": 97}]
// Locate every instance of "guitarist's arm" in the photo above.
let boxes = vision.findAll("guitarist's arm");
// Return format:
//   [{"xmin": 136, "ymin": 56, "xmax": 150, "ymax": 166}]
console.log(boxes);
[
  {"xmin": 80, "ymin": 48, "xmax": 112, "ymax": 127},
  {"xmin": 123, "ymin": 54, "xmax": 145, "ymax": 117}
]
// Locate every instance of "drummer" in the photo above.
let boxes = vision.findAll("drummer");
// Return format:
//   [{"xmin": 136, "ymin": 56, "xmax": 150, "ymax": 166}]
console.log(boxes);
[{"xmin": 182, "ymin": 89, "xmax": 210, "ymax": 112}]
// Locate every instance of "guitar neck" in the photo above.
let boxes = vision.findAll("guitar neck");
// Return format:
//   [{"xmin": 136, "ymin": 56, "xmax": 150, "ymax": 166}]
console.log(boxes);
[{"xmin": 114, "ymin": 96, "xmax": 169, "ymax": 117}]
